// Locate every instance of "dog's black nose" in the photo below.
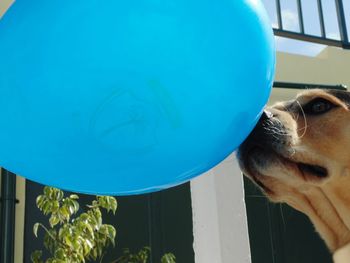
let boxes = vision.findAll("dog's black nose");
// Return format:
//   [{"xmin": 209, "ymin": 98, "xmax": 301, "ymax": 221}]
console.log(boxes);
[{"xmin": 260, "ymin": 110, "xmax": 273, "ymax": 121}]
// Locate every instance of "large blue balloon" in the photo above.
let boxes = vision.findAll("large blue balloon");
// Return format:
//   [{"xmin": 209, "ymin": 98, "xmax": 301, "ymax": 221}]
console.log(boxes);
[{"xmin": 0, "ymin": 0, "xmax": 275, "ymax": 195}]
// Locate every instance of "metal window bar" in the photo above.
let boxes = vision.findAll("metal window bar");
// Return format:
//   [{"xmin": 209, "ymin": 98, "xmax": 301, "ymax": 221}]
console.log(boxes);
[
  {"xmin": 296, "ymin": 0, "xmax": 305, "ymax": 34},
  {"xmin": 273, "ymin": 0, "xmax": 350, "ymax": 49},
  {"xmin": 335, "ymin": 0, "xmax": 349, "ymax": 43},
  {"xmin": 273, "ymin": 81, "xmax": 347, "ymax": 90},
  {"xmin": 317, "ymin": 0, "xmax": 326, "ymax": 38},
  {"xmin": 275, "ymin": 0, "xmax": 283, "ymax": 30}
]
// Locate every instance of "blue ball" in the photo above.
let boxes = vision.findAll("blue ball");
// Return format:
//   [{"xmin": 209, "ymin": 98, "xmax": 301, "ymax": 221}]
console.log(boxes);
[{"xmin": 0, "ymin": 0, "xmax": 275, "ymax": 195}]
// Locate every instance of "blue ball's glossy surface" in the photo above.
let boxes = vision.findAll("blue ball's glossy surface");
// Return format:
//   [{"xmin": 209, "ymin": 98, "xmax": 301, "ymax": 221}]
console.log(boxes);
[{"xmin": 0, "ymin": 0, "xmax": 275, "ymax": 194}]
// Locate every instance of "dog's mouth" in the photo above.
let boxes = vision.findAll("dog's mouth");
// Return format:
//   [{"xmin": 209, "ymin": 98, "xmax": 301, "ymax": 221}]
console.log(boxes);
[
  {"xmin": 297, "ymin": 162, "xmax": 328, "ymax": 179},
  {"xmin": 240, "ymin": 146, "xmax": 329, "ymax": 187}
]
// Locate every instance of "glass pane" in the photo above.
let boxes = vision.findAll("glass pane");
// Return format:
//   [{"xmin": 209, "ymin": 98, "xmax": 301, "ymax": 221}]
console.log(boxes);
[
  {"xmin": 322, "ymin": 0, "xmax": 341, "ymax": 39},
  {"xmin": 280, "ymin": 0, "xmax": 300, "ymax": 31},
  {"xmin": 262, "ymin": 0, "xmax": 279, "ymax": 28},
  {"xmin": 301, "ymin": 0, "xmax": 322, "ymax": 36}
]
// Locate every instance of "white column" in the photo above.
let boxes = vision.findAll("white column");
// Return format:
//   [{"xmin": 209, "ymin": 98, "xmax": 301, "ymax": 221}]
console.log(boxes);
[{"xmin": 191, "ymin": 154, "xmax": 251, "ymax": 263}]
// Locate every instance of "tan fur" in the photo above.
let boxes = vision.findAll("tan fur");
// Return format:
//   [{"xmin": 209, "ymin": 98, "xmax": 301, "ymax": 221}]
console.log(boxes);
[{"xmin": 239, "ymin": 89, "xmax": 350, "ymax": 252}]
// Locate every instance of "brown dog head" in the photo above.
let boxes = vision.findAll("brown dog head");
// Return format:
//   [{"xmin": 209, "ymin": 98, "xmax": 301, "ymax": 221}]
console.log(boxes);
[{"xmin": 238, "ymin": 89, "xmax": 350, "ymax": 252}]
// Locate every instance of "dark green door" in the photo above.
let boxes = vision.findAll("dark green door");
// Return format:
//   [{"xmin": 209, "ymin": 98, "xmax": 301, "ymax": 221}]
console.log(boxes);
[{"xmin": 23, "ymin": 180, "xmax": 194, "ymax": 263}]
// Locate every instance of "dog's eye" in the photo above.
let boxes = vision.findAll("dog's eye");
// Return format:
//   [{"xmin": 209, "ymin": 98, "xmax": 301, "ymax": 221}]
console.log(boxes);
[{"xmin": 303, "ymin": 98, "xmax": 335, "ymax": 115}]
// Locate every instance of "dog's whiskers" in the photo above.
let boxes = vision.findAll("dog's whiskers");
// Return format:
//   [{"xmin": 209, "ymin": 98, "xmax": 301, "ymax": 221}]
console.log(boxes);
[
  {"xmin": 282, "ymin": 103, "xmax": 299, "ymax": 121},
  {"xmin": 296, "ymin": 100, "xmax": 308, "ymax": 138},
  {"xmin": 295, "ymin": 111, "xmax": 300, "ymax": 122},
  {"xmin": 262, "ymin": 119, "xmax": 289, "ymax": 136},
  {"xmin": 264, "ymin": 127, "xmax": 289, "ymax": 136}
]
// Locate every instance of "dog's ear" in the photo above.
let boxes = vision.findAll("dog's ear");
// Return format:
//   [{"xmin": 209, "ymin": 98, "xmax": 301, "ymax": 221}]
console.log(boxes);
[{"xmin": 326, "ymin": 89, "xmax": 350, "ymax": 108}]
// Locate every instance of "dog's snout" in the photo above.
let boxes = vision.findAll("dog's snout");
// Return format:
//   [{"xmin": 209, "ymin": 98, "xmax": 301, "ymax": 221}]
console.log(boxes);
[
  {"xmin": 260, "ymin": 111, "xmax": 268, "ymax": 122},
  {"xmin": 260, "ymin": 110, "xmax": 274, "ymax": 122},
  {"xmin": 239, "ymin": 107, "xmax": 292, "ymax": 159}
]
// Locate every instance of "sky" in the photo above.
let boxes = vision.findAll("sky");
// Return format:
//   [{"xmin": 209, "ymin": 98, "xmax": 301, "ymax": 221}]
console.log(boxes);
[{"xmin": 261, "ymin": 0, "xmax": 350, "ymax": 56}]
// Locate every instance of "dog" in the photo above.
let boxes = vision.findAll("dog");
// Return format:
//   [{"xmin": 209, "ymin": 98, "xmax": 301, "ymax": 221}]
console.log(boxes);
[{"xmin": 238, "ymin": 89, "xmax": 350, "ymax": 262}]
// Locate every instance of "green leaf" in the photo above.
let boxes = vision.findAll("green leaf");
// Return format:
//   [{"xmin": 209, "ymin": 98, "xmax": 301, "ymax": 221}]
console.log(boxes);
[
  {"xmin": 64, "ymin": 235, "xmax": 73, "ymax": 248},
  {"xmin": 161, "ymin": 253, "xmax": 176, "ymax": 263},
  {"xmin": 96, "ymin": 196, "xmax": 117, "ymax": 213},
  {"xmin": 85, "ymin": 238, "xmax": 94, "ymax": 250},
  {"xmin": 110, "ymin": 197, "xmax": 118, "ymax": 214},
  {"xmin": 49, "ymin": 215, "xmax": 60, "ymax": 227},
  {"xmin": 36, "ymin": 195, "xmax": 45, "ymax": 208},
  {"xmin": 48, "ymin": 187, "xmax": 61, "ymax": 200},
  {"xmin": 84, "ymin": 223, "xmax": 95, "ymax": 239},
  {"xmin": 72, "ymin": 200, "xmax": 80, "ymax": 213},
  {"xmin": 30, "ymin": 250, "xmax": 42, "ymax": 263},
  {"xmin": 42, "ymin": 200, "xmax": 51, "ymax": 215},
  {"xmin": 70, "ymin": 194, "xmax": 79, "ymax": 199},
  {"xmin": 106, "ymin": 225, "xmax": 116, "ymax": 246},
  {"xmin": 33, "ymin": 223, "xmax": 40, "ymax": 238},
  {"xmin": 55, "ymin": 189, "xmax": 64, "ymax": 201},
  {"xmin": 52, "ymin": 201, "xmax": 60, "ymax": 212},
  {"xmin": 54, "ymin": 248, "xmax": 66, "ymax": 260},
  {"xmin": 68, "ymin": 203, "xmax": 75, "ymax": 215},
  {"xmin": 59, "ymin": 206, "xmax": 70, "ymax": 222},
  {"xmin": 79, "ymin": 213, "xmax": 89, "ymax": 222},
  {"xmin": 99, "ymin": 225, "xmax": 108, "ymax": 235},
  {"xmin": 43, "ymin": 186, "xmax": 51, "ymax": 196}
]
